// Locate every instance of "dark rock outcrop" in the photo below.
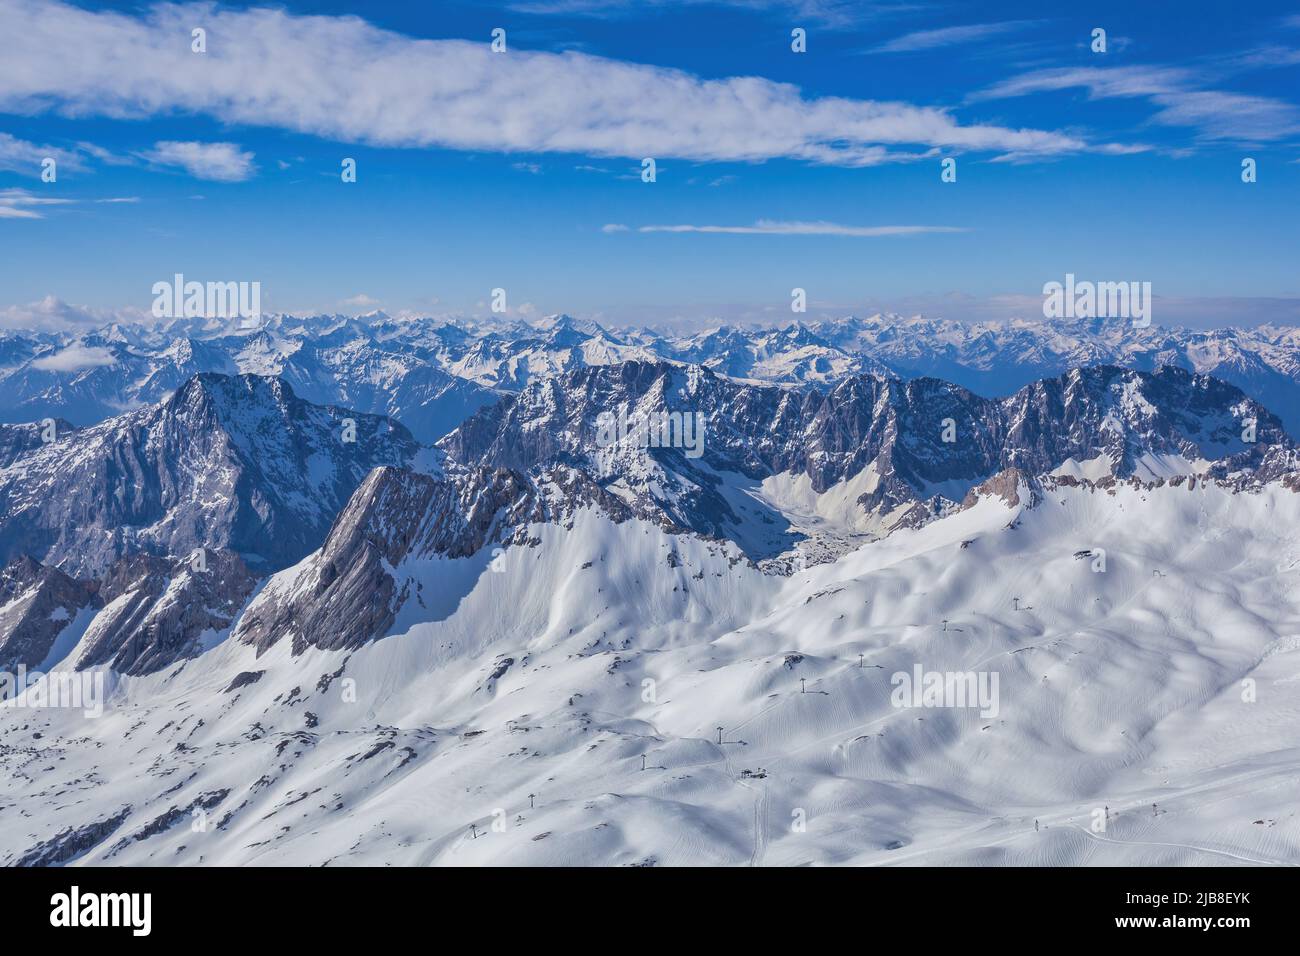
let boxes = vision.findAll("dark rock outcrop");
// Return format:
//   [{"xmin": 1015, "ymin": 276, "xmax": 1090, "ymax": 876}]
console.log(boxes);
[{"xmin": 0, "ymin": 556, "xmax": 96, "ymax": 671}]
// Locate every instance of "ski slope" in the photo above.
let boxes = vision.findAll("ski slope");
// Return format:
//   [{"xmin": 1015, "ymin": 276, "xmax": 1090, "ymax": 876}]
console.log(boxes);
[{"xmin": 3, "ymin": 480, "xmax": 1299, "ymax": 866}]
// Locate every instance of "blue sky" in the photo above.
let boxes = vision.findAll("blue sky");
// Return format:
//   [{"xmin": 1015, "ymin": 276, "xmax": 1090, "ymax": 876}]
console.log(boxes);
[{"xmin": 1, "ymin": 0, "xmax": 1298, "ymax": 329}]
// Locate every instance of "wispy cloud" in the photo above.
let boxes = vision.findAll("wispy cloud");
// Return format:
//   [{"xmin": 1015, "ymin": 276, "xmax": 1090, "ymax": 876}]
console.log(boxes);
[
  {"xmin": 0, "ymin": 187, "xmax": 139, "ymax": 220},
  {"xmin": 973, "ymin": 65, "xmax": 1190, "ymax": 101},
  {"xmin": 0, "ymin": 188, "xmax": 74, "ymax": 219},
  {"xmin": 620, "ymin": 220, "xmax": 967, "ymax": 236},
  {"xmin": 1213, "ymin": 43, "xmax": 1300, "ymax": 72},
  {"xmin": 0, "ymin": 132, "xmax": 84, "ymax": 176},
  {"xmin": 74, "ymin": 141, "xmax": 134, "ymax": 167},
  {"xmin": 0, "ymin": 205, "xmax": 41, "ymax": 219},
  {"xmin": 138, "ymin": 141, "xmax": 257, "ymax": 182},
  {"xmin": 0, "ymin": 0, "xmax": 1119, "ymax": 167},
  {"xmin": 972, "ymin": 65, "xmax": 1300, "ymax": 142},
  {"xmin": 871, "ymin": 21, "xmax": 1037, "ymax": 54},
  {"xmin": 1150, "ymin": 90, "xmax": 1300, "ymax": 141},
  {"xmin": 505, "ymin": 0, "xmax": 909, "ymax": 28}
]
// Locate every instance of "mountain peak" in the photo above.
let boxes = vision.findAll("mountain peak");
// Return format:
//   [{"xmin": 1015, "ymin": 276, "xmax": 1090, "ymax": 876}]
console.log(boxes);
[{"xmin": 0, "ymin": 373, "xmax": 419, "ymax": 577}]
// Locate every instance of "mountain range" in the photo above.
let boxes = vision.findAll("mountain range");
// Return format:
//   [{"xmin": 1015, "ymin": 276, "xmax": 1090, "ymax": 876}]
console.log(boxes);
[
  {"xmin": 2, "ymin": 317, "xmax": 1300, "ymax": 866},
  {"xmin": 2, "ymin": 352, "xmax": 1295, "ymax": 674},
  {"xmin": 8, "ymin": 312, "xmax": 1300, "ymax": 441}
]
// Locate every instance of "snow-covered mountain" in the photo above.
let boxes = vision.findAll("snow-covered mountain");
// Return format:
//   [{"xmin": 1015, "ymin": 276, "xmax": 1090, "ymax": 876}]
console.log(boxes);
[
  {"xmin": 4, "ymin": 468, "xmax": 1300, "ymax": 865},
  {"xmin": 2, "ymin": 341, "xmax": 1300, "ymax": 867},
  {"xmin": 444, "ymin": 314, "xmax": 664, "ymax": 390},
  {"xmin": 0, "ymin": 374, "xmax": 419, "ymax": 576},
  {"xmin": 440, "ymin": 361, "xmax": 1292, "ymax": 560},
  {"xmin": 801, "ymin": 314, "xmax": 1300, "ymax": 434},
  {"xmin": 0, "ymin": 549, "xmax": 258, "ymax": 678},
  {"xmin": 10, "ymin": 312, "xmax": 1300, "ymax": 441},
  {"xmin": 3, "ymin": 357, "xmax": 1294, "ymax": 672},
  {"xmin": 0, "ymin": 318, "xmax": 499, "ymax": 444}
]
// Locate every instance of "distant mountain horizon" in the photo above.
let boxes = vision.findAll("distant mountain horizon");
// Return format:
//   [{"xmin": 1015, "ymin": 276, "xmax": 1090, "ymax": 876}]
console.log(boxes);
[{"xmin": 8, "ymin": 310, "xmax": 1300, "ymax": 438}]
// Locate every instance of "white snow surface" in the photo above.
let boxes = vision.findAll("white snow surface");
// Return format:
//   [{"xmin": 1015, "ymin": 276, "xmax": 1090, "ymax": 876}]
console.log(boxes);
[{"xmin": 2, "ymin": 482, "xmax": 1300, "ymax": 866}]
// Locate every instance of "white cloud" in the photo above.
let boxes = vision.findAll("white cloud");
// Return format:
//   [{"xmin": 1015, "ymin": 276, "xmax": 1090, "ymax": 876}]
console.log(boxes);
[
  {"xmin": 505, "ymin": 0, "xmax": 894, "ymax": 28},
  {"xmin": 75, "ymin": 141, "xmax": 134, "ymax": 166},
  {"xmin": 0, "ymin": 132, "xmax": 85, "ymax": 176},
  {"xmin": 0, "ymin": 187, "xmax": 74, "ymax": 219},
  {"xmin": 0, "ymin": 187, "xmax": 140, "ymax": 220},
  {"xmin": 972, "ymin": 65, "xmax": 1300, "ymax": 142},
  {"xmin": 872, "ymin": 21, "xmax": 1036, "ymax": 54},
  {"xmin": 1148, "ymin": 90, "xmax": 1300, "ymax": 141},
  {"xmin": 1227, "ymin": 45, "xmax": 1300, "ymax": 71},
  {"xmin": 138, "ymin": 141, "xmax": 257, "ymax": 181},
  {"xmin": 342, "ymin": 294, "xmax": 380, "ymax": 307},
  {"xmin": 29, "ymin": 343, "xmax": 118, "ymax": 371},
  {"xmin": 0, "ymin": 205, "xmax": 41, "ymax": 219},
  {"xmin": 601, "ymin": 223, "xmax": 629, "ymax": 232},
  {"xmin": 631, "ymin": 220, "xmax": 967, "ymax": 236},
  {"xmin": 0, "ymin": 295, "xmax": 148, "ymax": 331},
  {"xmin": 972, "ymin": 65, "xmax": 1190, "ymax": 102},
  {"xmin": 0, "ymin": 0, "xmax": 1113, "ymax": 167}
]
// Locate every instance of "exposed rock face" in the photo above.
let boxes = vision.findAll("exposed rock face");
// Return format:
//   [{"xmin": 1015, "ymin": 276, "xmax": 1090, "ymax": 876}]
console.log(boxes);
[
  {"xmin": 0, "ymin": 419, "xmax": 76, "ymax": 468},
  {"xmin": 10, "ymin": 806, "xmax": 134, "ymax": 867},
  {"xmin": 233, "ymin": 466, "xmax": 430, "ymax": 656},
  {"xmin": 961, "ymin": 468, "xmax": 1035, "ymax": 509},
  {"xmin": 224, "ymin": 670, "xmax": 264, "ymax": 693},
  {"xmin": 0, "ymin": 373, "xmax": 420, "ymax": 576},
  {"xmin": 0, "ymin": 556, "xmax": 97, "ymax": 670},
  {"xmin": 0, "ymin": 549, "xmax": 258, "ymax": 677},
  {"xmin": 999, "ymin": 365, "xmax": 1290, "ymax": 481},
  {"xmin": 439, "ymin": 362, "xmax": 993, "ymax": 538},
  {"xmin": 74, "ymin": 549, "xmax": 258, "ymax": 676},
  {"xmin": 234, "ymin": 462, "xmax": 631, "ymax": 655},
  {"xmin": 441, "ymin": 361, "xmax": 1294, "ymax": 547}
]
